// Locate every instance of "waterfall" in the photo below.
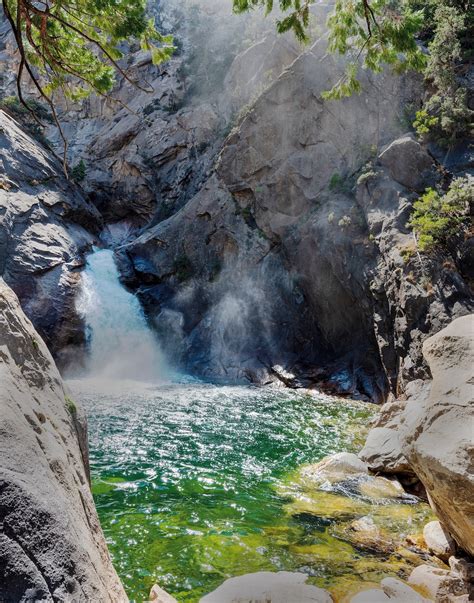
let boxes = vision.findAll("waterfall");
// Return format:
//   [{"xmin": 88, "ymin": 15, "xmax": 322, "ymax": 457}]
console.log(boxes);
[{"xmin": 76, "ymin": 248, "xmax": 169, "ymax": 382}]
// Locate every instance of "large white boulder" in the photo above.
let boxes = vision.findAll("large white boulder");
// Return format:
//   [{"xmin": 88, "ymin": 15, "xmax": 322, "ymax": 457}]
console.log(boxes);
[
  {"xmin": 200, "ymin": 571, "xmax": 333, "ymax": 603},
  {"xmin": 401, "ymin": 315, "xmax": 474, "ymax": 556},
  {"xmin": 423, "ymin": 521, "xmax": 457, "ymax": 561}
]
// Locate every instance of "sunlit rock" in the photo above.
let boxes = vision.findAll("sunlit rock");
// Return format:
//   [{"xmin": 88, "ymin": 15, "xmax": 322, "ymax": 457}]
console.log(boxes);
[
  {"xmin": 423, "ymin": 521, "xmax": 457, "ymax": 562},
  {"xmin": 401, "ymin": 315, "xmax": 474, "ymax": 556},
  {"xmin": 408, "ymin": 565, "xmax": 466, "ymax": 601},
  {"xmin": 149, "ymin": 583, "xmax": 178, "ymax": 603},
  {"xmin": 200, "ymin": 571, "xmax": 332, "ymax": 603},
  {"xmin": 0, "ymin": 279, "xmax": 126, "ymax": 601}
]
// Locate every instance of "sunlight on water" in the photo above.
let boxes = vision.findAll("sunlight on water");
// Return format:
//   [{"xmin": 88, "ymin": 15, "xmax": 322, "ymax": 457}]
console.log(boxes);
[{"xmin": 70, "ymin": 381, "xmax": 383, "ymax": 602}]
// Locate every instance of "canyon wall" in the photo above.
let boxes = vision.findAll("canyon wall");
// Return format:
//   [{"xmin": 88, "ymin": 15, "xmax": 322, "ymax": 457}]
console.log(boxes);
[
  {"xmin": 0, "ymin": 0, "xmax": 472, "ymax": 399},
  {"xmin": 0, "ymin": 110, "xmax": 100, "ymax": 369}
]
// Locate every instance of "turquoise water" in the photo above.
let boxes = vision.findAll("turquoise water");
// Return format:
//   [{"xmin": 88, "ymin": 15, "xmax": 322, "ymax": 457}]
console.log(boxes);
[{"xmin": 71, "ymin": 381, "xmax": 376, "ymax": 602}]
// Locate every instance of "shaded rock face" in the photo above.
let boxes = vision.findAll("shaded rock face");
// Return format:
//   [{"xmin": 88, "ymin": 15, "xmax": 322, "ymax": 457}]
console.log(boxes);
[
  {"xmin": 123, "ymin": 35, "xmax": 471, "ymax": 398},
  {"xmin": 0, "ymin": 279, "xmax": 126, "ymax": 602},
  {"xmin": 0, "ymin": 110, "xmax": 100, "ymax": 368}
]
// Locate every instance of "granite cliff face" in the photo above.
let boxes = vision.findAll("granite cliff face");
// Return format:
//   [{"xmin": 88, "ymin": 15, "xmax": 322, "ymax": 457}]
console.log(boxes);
[
  {"xmin": 0, "ymin": 279, "xmax": 126, "ymax": 602},
  {"xmin": 120, "ymin": 36, "xmax": 472, "ymax": 399},
  {"xmin": 0, "ymin": 110, "xmax": 100, "ymax": 369}
]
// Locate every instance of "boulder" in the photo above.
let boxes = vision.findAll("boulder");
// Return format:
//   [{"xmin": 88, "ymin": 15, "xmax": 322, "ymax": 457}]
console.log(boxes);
[
  {"xmin": 0, "ymin": 279, "xmax": 126, "ymax": 601},
  {"xmin": 378, "ymin": 134, "xmax": 434, "ymax": 191},
  {"xmin": 350, "ymin": 589, "xmax": 389, "ymax": 602},
  {"xmin": 423, "ymin": 521, "xmax": 457, "ymax": 561},
  {"xmin": 358, "ymin": 476, "xmax": 406, "ymax": 500},
  {"xmin": 408, "ymin": 565, "xmax": 466, "ymax": 601},
  {"xmin": 401, "ymin": 315, "xmax": 474, "ymax": 556},
  {"xmin": 199, "ymin": 571, "xmax": 333, "ymax": 603},
  {"xmin": 359, "ymin": 426, "xmax": 413, "ymax": 475},
  {"xmin": 381, "ymin": 577, "xmax": 431, "ymax": 602},
  {"xmin": 300, "ymin": 453, "xmax": 369, "ymax": 485}
]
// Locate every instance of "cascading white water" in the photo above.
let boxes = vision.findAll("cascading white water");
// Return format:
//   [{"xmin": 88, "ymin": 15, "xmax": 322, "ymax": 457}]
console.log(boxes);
[{"xmin": 76, "ymin": 248, "xmax": 169, "ymax": 382}]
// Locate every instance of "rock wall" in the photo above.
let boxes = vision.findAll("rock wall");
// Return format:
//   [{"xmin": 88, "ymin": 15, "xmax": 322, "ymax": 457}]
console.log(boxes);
[
  {"xmin": 0, "ymin": 110, "xmax": 100, "ymax": 368},
  {"xmin": 0, "ymin": 279, "xmax": 127, "ymax": 601},
  {"xmin": 123, "ymin": 36, "xmax": 472, "ymax": 399},
  {"xmin": 361, "ymin": 315, "xmax": 474, "ymax": 557}
]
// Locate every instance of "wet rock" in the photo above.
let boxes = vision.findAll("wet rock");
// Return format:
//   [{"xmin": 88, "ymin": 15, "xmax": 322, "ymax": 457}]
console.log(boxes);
[
  {"xmin": 408, "ymin": 565, "xmax": 466, "ymax": 601},
  {"xmin": 358, "ymin": 476, "xmax": 406, "ymax": 500},
  {"xmin": 401, "ymin": 316, "xmax": 474, "ymax": 556},
  {"xmin": 347, "ymin": 516, "xmax": 394, "ymax": 553},
  {"xmin": 423, "ymin": 522, "xmax": 457, "ymax": 562},
  {"xmin": 378, "ymin": 134, "xmax": 435, "ymax": 191},
  {"xmin": 199, "ymin": 571, "xmax": 333, "ymax": 603},
  {"xmin": 300, "ymin": 453, "xmax": 369, "ymax": 485},
  {"xmin": 0, "ymin": 279, "xmax": 126, "ymax": 601}
]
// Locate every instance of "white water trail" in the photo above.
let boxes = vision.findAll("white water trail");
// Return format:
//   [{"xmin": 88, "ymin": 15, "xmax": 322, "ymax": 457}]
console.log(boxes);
[{"xmin": 76, "ymin": 248, "xmax": 170, "ymax": 384}]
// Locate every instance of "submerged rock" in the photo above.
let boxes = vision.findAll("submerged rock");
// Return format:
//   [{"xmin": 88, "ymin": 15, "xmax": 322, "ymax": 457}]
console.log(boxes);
[
  {"xmin": 200, "ymin": 571, "xmax": 333, "ymax": 603},
  {"xmin": 300, "ymin": 453, "xmax": 369, "ymax": 485},
  {"xmin": 0, "ymin": 279, "xmax": 126, "ymax": 601}
]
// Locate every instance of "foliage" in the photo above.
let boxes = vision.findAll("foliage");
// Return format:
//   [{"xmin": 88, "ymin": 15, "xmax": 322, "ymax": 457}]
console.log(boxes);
[
  {"xmin": 71, "ymin": 159, "xmax": 86, "ymax": 182},
  {"xmin": 2, "ymin": 0, "xmax": 174, "ymax": 156},
  {"xmin": 234, "ymin": 0, "xmax": 472, "ymax": 145},
  {"xmin": 338, "ymin": 215, "xmax": 352, "ymax": 228},
  {"xmin": 328, "ymin": 172, "xmax": 351, "ymax": 194},
  {"xmin": 413, "ymin": 108, "xmax": 439, "ymax": 138},
  {"xmin": 233, "ymin": 0, "xmax": 426, "ymax": 99},
  {"xmin": 414, "ymin": 1, "xmax": 473, "ymax": 145},
  {"xmin": 409, "ymin": 177, "xmax": 473, "ymax": 251},
  {"xmin": 65, "ymin": 395, "xmax": 77, "ymax": 416}
]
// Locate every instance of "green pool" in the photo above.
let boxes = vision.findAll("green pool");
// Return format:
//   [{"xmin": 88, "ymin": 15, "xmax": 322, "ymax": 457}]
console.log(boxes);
[{"xmin": 70, "ymin": 381, "xmax": 432, "ymax": 602}]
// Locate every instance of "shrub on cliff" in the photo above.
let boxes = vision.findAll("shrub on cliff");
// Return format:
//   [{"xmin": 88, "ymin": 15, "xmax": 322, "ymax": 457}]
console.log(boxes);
[
  {"xmin": 412, "ymin": 0, "xmax": 473, "ymax": 146},
  {"xmin": 409, "ymin": 177, "xmax": 473, "ymax": 252}
]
